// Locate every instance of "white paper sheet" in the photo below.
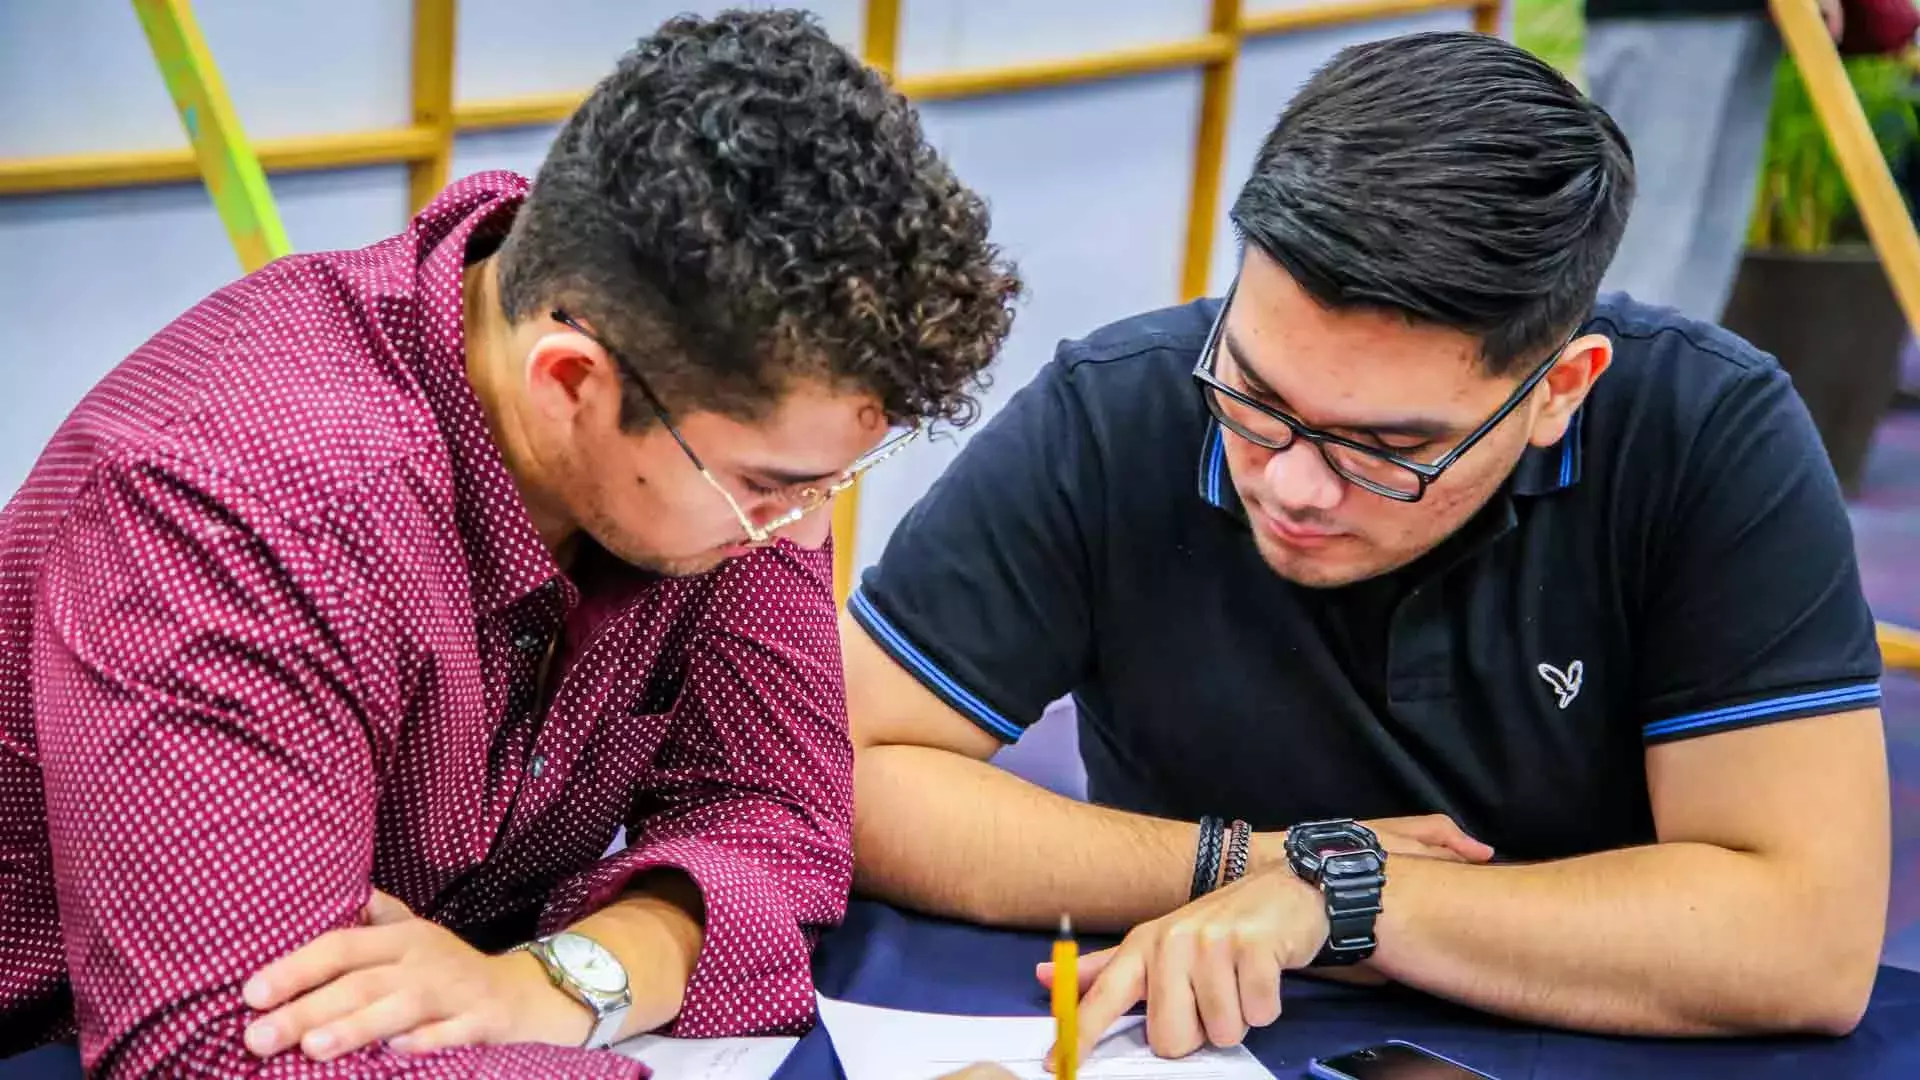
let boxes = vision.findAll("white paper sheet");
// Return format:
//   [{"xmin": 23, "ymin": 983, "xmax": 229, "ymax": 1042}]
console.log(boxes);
[
  {"xmin": 815, "ymin": 994, "xmax": 1276, "ymax": 1080},
  {"xmin": 611, "ymin": 1032, "xmax": 799, "ymax": 1079}
]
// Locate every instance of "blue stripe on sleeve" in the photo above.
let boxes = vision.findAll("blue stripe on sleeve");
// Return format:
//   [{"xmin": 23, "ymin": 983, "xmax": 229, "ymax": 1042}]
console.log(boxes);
[
  {"xmin": 1643, "ymin": 681, "xmax": 1882, "ymax": 740},
  {"xmin": 848, "ymin": 586, "xmax": 1025, "ymax": 742}
]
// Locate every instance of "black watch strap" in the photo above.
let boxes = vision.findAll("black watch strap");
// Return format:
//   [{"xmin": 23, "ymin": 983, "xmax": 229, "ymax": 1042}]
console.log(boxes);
[
  {"xmin": 1284, "ymin": 819, "xmax": 1386, "ymax": 966},
  {"xmin": 1315, "ymin": 868, "xmax": 1385, "ymax": 965}
]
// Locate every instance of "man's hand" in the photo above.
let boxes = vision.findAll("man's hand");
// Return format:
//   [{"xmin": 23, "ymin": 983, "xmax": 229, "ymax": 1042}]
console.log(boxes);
[
  {"xmin": 242, "ymin": 890, "xmax": 589, "ymax": 1061},
  {"xmin": 1037, "ymin": 863, "xmax": 1329, "ymax": 1068},
  {"xmin": 1360, "ymin": 814, "xmax": 1493, "ymax": 864},
  {"xmin": 1818, "ymin": 0, "xmax": 1845, "ymax": 39}
]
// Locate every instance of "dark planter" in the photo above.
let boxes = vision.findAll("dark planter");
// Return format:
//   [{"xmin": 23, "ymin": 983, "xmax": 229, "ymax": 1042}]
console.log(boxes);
[{"xmin": 1720, "ymin": 245, "xmax": 1905, "ymax": 496}]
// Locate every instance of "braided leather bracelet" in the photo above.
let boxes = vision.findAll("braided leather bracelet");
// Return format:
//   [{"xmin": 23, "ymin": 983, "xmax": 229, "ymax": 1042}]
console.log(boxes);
[
  {"xmin": 1190, "ymin": 815, "xmax": 1226, "ymax": 900},
  {"xmin": 1221, "ymin": 819, "xmax": 1253, "ymax": 886}
]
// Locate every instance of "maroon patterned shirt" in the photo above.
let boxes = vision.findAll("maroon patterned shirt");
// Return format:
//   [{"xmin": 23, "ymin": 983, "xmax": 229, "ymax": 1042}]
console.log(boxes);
[{"xmin": 0, "ymin": 173, "xmax": 854, "ymax": 1076}]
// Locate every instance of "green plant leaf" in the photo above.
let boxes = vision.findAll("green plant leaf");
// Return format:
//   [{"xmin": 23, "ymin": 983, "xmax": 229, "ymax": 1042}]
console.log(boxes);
[{"xmin": 1751, "ymin": 52, "xmax": 1920, "ymax": 252}]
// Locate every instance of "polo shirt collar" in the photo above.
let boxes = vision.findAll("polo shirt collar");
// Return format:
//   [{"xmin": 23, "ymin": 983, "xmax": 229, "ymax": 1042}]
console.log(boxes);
[
  {"xmin": 1196, "ymin": 418, "xmax": 1241, "ymax": 514},
  {"xmin": 1511, "ymin": 405, "xmax": 1585, "ymax": 496}
]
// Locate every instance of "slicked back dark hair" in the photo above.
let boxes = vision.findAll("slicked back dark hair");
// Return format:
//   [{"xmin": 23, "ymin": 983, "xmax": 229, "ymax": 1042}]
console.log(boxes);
[
  {"xmin": 1229, "ymin": 30, "xmax": 1634, "ymax": 375},
  {"xmin": 497, "ymin": 9, "xmax": 1022, "ymax": 429}
]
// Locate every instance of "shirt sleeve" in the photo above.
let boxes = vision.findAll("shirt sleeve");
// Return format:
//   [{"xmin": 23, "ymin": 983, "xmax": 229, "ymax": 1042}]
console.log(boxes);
[
  {"xmin": 1632, "ymin": 361, "xmax": 1884, "ymax": 744},
  {"xmin": 848, "ymin": 353, "xmax": 1104, "ymax": 742},
  {"xmin": 537, "ymin": 540, "xmax": 853, "ymax": 1038},
  {"xmin": 33, "ymin": 453, "xmax": 642, "ymax": 1079}
]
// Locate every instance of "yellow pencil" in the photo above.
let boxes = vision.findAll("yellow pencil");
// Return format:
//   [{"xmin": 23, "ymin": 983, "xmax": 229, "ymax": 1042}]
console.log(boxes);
[{"xmin": 1052, "ymin": 913, "xmax": 1078, "ymax": 1080}]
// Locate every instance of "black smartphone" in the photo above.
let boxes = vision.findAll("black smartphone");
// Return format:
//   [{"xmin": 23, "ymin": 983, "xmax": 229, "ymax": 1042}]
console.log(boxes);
[{"xmin": 1306, "ymin": 1040, "xmax": 1500, "ymax": 1080}]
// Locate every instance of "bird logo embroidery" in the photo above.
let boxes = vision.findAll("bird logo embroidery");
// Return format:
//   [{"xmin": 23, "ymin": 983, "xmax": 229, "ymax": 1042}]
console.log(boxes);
[{"xmin": 1537, "ymin": 660, "xmax": 1583, "ymax": 709}]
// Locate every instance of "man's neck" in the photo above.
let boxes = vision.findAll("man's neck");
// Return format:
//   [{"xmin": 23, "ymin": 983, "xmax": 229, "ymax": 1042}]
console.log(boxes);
[{"xmin": 461, "ymin": 256, "xmax": 579, "ymax": 560}]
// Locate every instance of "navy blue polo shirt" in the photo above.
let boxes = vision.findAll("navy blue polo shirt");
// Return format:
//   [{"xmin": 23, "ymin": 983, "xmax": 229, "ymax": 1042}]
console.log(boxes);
[{"xmin": 850, "ymin": 294, "xmax": 1885, "ymax": 861}]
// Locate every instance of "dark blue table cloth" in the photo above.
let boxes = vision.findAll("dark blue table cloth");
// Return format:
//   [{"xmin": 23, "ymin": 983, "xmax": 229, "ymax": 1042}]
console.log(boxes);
[
  {"xmin": 11, "ymin": 899, "xmax": 1920, "ymax": 1078},
  {"xmin": 778, "ymin": 901, "xmax": 1920, "ymax": 1080}
]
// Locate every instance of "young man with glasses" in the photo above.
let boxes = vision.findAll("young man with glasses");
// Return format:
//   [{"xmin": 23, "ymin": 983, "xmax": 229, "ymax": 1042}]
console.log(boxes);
[
  {"xmin": 0, "ymin": 11, "xmax": 1018, "ymax": 1077},
  {"xmin": 843, "ymin": 30, "xmax": 1889, "ymax": 1061}
]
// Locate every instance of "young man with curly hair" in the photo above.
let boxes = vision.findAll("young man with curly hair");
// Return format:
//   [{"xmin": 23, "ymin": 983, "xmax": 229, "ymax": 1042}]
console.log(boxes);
[{"xmin": 0, "ymin": 11, "xmax": 1018, "ymax": 1077}]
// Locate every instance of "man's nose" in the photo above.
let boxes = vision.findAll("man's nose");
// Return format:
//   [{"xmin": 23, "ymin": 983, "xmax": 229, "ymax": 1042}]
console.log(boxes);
[{"xmin": 1261, "ymin": 440, "xmax": 1345, "ymax": 513}]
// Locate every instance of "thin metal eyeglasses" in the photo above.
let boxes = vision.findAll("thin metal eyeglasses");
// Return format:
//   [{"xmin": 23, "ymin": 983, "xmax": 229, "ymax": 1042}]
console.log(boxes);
[
  {"xmin": 1190, "ymin": 284, "xmax": 1573, "ymax": 503},
  {"xmin": 552, "ymin": 310, "xmax": 921, "ymax": 544}
]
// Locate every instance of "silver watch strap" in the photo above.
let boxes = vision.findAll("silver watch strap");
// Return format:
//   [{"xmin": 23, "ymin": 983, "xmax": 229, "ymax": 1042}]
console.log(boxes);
[
  {"xmin": 517, "ymin": 936, "xmax": 632, "ymax": 1049},
  {"xmin": 584, "ymin": 1005, "xmax": 626, "ymax": 1050}
]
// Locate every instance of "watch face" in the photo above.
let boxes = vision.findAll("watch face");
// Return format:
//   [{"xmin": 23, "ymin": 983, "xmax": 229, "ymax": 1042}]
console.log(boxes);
[
  {"xmin": 1326, "ymin": 851, "xmax": 1382, "ymax": 876},
  {"xmin": 549, "ymin": 933, "xmax": 628, "ymax": 995}
]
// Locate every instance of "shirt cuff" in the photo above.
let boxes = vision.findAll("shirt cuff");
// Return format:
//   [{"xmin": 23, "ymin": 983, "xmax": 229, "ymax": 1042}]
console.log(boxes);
[{"xmin": 540, "ymin": 837, "xmax": 819, "ymax": 1038}]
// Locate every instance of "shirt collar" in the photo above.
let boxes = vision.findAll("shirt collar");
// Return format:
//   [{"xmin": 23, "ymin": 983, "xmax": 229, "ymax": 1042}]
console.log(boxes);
[
  {"xmin": 1195, "ymin": 418, "xmax": 1244, "ymax": 516},
  {"xmin": 1511, "ymin": 405, "xmax": 1585, "ymax": 497},
  {"xmin": 403, "ymin": 171, "xmax": 572, "ymax": 618}
]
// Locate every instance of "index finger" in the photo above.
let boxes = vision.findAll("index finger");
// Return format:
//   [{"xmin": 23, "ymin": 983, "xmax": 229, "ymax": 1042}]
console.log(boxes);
[
  {"xmin": 1069, "ymin": 945, "xmax": 1148, "ymax": 1068},
  {"xmin": 243, "ymin": 923, "xmax": 404, "ymax": 1011}
]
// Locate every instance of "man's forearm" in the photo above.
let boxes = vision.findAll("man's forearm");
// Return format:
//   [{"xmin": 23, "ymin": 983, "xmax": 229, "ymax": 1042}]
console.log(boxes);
[
  {"xmin": 515, "ymin": 870, "xmax": 707, "ymax": 1046},
  {"xmin": 1371, "ymin": 844, "xmax": 1882, "ymax": 1036},
  {"xmin": 854, "ymin": 744, "xmax": 1227, "ymax": 933}
]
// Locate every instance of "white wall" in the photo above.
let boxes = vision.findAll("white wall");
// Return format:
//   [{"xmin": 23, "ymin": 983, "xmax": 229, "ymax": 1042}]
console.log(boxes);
[{"xmin": 0, "ymin": 0, "xmax": 1487, "ymax": 574}]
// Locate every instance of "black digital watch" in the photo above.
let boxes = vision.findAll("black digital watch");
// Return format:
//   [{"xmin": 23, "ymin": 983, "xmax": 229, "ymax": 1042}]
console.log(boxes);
[{"xmin": 1284, "ymin": 818, "xmax": 1387, "ymax": 966}]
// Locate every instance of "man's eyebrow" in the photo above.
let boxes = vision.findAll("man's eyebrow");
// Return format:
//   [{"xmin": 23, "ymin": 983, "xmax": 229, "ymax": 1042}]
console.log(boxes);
[
  {"xmin": 1220, "ymin": 328, "xmax": 1457, "ymax": 441},
  {"xmin": 742, "ymin": 465, "xmax": 840, "ymax": 488}
]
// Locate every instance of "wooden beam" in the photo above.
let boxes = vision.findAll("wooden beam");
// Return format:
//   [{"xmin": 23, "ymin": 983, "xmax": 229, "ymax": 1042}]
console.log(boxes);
[
  {"xmin": 1884, "ymin": 622, "xmax": 1920, "ymax": 673},
  {"xmin": 130, "ymin": 0, "xmax": 289, "ymax": 271},
  {"xmin": 0, "ymin": 127, "xmax": 442, "ymax": 196},
  {"xmin": 897, "ymin": 34, "xmax": 1235, "ymax": 101},
  {"xmin": 1473, "ymin": 0, "xmax": 1504, "ymax": 35},
  {"xmin": 1181, "ymin": 0, "xmax": 1244, "ymax": 302},
  {"xmin": 864, "ymin": 0, "xmax": 902, "ymax": 78},
  {"xmin": 6, "ymin": 0, "xmax": 1511, "ymax": 200},
  {"xmin": 454, "ymin": 92, "xmax": 582, "ymax": 132},
  {"xmin": 408, "ymin": 0, "xmax": 458, "ymax": 211},
  {"xmin": 1243, "ymin": 0, "xmax": 1483, "ymax": 36},
  {"xmin": 1770, "ymin": 0, "xmax": 1920, "ymax": 332}
]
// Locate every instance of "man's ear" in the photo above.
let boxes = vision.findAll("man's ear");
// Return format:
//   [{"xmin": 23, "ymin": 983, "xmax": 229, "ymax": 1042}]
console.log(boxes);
[
  {"xmin": 524, "ymin": 331, "xmax": 616, "ymax": 422},
  {"xmin": 1527, "ymin": 333, "xmax": 1611, "ymax": 449}
]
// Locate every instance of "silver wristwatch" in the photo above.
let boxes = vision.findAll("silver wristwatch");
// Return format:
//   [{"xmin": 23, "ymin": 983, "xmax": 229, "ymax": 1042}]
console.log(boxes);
[{"xmin": 512, "ymin": 931, "xmax": 632, "ymax": 1049}]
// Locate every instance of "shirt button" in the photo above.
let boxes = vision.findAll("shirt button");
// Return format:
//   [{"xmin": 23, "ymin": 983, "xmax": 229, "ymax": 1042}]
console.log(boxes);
[
  {"xmin": 529, "ymin": 755, "xmax": 546, "ymax": 778},
  {"xmin": 513, "ymin": 631, "xmax": 545, "ymax": 653}
]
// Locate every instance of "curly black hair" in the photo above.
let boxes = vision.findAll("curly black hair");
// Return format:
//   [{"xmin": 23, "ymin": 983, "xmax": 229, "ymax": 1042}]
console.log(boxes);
[{"xmin": 496, "ymin": 8, "xmax": 1022, "ymax": 430}]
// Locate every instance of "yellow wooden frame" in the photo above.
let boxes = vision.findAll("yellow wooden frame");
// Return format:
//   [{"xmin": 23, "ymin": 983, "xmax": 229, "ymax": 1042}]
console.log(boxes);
[
  {"xmin": 129, "ymin": 0, "xmax": 289, "ymax": 271},
  {"xmin": 408, "ymin": 0, "xmax": 458, "ymax": 213},
  {"xmin": 1884, "ymin": 623, "xmax": 1920, "ymax": 673},
  {"xmin": 1766, "ymin": 0, "xmax": 1920, "ymax": 672},
  {"xmin": 9, "ymin": 0, "xmax": 1919, "ymax": 669},
  {"xmin": 1, "ymin": 0, "xmax": 1495, "ymax": 200}
]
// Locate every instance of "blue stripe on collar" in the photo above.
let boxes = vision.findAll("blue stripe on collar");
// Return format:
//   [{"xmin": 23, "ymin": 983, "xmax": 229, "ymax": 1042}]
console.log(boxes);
[
  {"xmin": 1514, "ymin": 405, "xmax": 1585, "ymax": 497},
  {"xmin": 1197, "ymin": 420, "xmax": 1231, "ymax": 509}
]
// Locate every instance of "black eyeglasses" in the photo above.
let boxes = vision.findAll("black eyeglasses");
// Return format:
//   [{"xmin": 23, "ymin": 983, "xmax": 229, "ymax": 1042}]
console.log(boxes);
[
  {"xmin": 1191, "ymin": 284, "xmax": 1572, "ymax": 503},
  {"xmin": 550, "ymin": 310, "xmax": 920, "ymax": 543}
]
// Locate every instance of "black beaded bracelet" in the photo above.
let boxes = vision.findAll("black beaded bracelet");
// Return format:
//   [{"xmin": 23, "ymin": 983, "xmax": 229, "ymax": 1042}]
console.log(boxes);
[
  {"xmin": 1221, "ymin": 819, "xmax": 1252, "ymax": 886},
  {"xmin": 1190, "ymin": 815, "xmax": 1226, "ymax": 900}
]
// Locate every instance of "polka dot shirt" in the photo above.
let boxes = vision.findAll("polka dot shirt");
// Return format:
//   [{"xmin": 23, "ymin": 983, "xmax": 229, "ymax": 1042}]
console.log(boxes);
[{"xmin": 0, "ymin": 173, "xmax": 855, "ymax": 1076}]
